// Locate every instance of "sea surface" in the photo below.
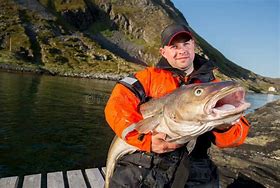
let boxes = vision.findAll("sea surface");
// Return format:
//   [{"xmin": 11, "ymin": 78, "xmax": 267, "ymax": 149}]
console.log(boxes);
[{"xmin": 0, "ymin": 71, "xmax": 279, "ymax": 177}]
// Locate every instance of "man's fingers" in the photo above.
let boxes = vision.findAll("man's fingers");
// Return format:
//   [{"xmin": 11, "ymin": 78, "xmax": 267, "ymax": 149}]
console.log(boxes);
[
  {"xmin": 160, "ymin": 141, "xmax": 183, "ymax": 153},
  {"xmin": 167, "ymin": 142, "xmax": 183, "ymax": 150},
  {"xmin": 153, "ymin": 132, "xmax": 167, "ymax": 140},
  {"xmin": 151, "ymin": 132, "xmax": 183, "ymax": 153}
]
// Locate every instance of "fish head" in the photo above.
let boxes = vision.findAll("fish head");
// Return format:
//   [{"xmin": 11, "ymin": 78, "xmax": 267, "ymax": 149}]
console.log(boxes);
[{"xmin": 172, "ymin": 81, "xmax": 251, "ymax": 123}]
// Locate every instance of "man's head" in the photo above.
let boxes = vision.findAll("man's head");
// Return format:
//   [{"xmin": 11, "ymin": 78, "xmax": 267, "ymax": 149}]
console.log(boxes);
[{"xmin": 160, "ymin": 24, "xmax": 195, "ymax": 71}]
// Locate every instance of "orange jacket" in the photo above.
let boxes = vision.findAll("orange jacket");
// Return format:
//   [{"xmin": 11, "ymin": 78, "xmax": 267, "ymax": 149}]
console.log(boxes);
[{"xmin": 105, "ymin": 56, "xmax": 250, "ymax": 152}]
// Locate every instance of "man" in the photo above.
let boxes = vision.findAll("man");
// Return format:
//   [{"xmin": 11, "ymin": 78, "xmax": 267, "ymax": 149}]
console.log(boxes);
[{"xmin": 105, "ymin": 23, "xmax": 250, "ymax": 187}]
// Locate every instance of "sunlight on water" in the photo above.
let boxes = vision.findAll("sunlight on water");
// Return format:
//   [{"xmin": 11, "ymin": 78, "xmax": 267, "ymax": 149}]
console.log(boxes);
[{"xmin": 245, "ymin": 93, "xmax": 280, "ymax": 114}]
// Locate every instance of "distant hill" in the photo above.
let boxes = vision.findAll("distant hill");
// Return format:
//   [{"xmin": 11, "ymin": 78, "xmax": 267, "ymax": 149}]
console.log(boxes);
[{"xmin": 0, "ymin": 0, "xmax": 279, "ymax": 93}]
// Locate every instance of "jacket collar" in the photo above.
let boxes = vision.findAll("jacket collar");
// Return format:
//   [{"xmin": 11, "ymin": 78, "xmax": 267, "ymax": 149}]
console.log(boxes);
[{"xmin": 156, "ymin": 54, "xmax": 216, "ymax": 78}]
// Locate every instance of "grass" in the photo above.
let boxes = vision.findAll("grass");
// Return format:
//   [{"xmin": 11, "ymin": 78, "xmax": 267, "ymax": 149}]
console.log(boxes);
[
  {"xmin": 53, "ymin": 0, "xmax": 87, "ymax": 11},
  {"xmin": 112, "ymin": 6, "xmax": 141, "ymax": 17},
  {"xmin": 0, "ymin": 1, "xmax": 31, "ymax": 52},
  {"xmin": 124, "ymin": 33, "xmax": 146, "ymax": 46},
  {"xmin": 87, "ymin": 21, "xmax": 113, "ymax": 36}
]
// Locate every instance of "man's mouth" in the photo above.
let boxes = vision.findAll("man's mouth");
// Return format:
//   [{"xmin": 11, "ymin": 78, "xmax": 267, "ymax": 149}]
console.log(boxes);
[{"xmin": 175, "ymin": 57, "xmax": 189, "ymax": 60}]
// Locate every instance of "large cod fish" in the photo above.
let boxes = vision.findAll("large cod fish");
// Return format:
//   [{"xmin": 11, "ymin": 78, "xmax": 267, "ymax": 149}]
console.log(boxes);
[{"xmin": 105, "ymin": 81, "xmax": 250, "ymax": 187}]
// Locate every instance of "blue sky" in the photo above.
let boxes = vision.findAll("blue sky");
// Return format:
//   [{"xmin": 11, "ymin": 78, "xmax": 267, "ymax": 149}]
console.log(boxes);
[{"xmin": 172, "ymin": 0, "xmax": 279, "ymax": 78}]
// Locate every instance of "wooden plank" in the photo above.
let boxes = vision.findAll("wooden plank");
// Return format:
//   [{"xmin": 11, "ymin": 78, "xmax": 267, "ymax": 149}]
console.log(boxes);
[
  {"xmin": 101, "ymin": 167, "xmax": 106, "ymax": 176},
  {"xmin": 0, "ymin": 176, "xmax": 19, "ymax": 188},
  {"xmin": 67, "ymin": 170, "xmax": 87, "ymax": 188},
  {"xmin": 85, "ymin": 168, "xmax": 104, "ymax": 188},
  {"xmin": 22, "ymin": 174, "xmax": 41, "ymax": 188},
  {"xmin": 47, "ymin": 171, "xmax": 64, "ymax": 188}
]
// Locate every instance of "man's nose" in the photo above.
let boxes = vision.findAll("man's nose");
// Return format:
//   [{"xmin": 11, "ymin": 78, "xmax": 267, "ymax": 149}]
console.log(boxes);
[{"xmin": 178, "ymin": 47, "xmax": 187, "ymax": 54}]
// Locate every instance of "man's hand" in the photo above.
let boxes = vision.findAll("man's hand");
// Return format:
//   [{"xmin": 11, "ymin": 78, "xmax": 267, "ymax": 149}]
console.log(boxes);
[
  {"xmin": 215, "ymin": 123, "xmax": 234, "ymax": 131},
  {"xmin": 216, "ymin": 119, "xmax": 242, "ymax": 131},
  {"xmin": 151, "ymin": 131, "xmax": 183, "ymax": 154}
]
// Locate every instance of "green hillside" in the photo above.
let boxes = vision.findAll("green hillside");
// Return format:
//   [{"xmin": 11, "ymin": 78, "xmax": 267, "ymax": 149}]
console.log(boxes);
[{"xmin": 0, "ymin": 0, "xmax": 279, "ymax": 93}]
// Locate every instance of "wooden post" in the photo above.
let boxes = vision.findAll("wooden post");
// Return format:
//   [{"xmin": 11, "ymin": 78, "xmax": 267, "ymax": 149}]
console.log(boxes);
[{"xmin": 9, "ymin": 36, "xmax": 12, "ymax": 52}]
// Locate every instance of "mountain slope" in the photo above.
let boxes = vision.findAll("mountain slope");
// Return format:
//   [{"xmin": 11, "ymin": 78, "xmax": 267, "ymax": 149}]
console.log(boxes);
[{"xmin": 0, "ymin": 0, "xmax": 278, "ymax": 93}]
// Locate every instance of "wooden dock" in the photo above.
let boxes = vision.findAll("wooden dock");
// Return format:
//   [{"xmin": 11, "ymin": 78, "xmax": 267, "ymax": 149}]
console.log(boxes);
[{"xmin": 0, "ymin": 167, "xmax": 106, "ymax": 188}]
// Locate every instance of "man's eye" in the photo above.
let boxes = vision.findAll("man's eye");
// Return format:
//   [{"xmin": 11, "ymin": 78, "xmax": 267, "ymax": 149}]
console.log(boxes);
[{"xmin": 170, "ymin": 45, "xmax": 176, "ymax": 49}]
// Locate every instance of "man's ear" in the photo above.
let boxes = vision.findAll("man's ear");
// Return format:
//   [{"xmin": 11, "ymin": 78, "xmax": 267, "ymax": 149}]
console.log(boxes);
[
  {"xmin": 190, "ymin": 39, "xmax": 196, "ymax": 48},
  {"xmin": 160, "ymin": 47, "xmax": 165, "ymax": 57}
]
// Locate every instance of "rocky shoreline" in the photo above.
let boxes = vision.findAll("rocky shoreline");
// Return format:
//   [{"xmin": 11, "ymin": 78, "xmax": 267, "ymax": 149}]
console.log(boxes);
[
  {"xmin": 210, "ymin": 99, "xmax": 280, "ymax": 188},
  {"xmin": 0, "ymin": 63, "xmax": 128, "ymax": 81},
  {"xmin": 1, "ymin": 63, "xmax": 279, "ymax": 96}
]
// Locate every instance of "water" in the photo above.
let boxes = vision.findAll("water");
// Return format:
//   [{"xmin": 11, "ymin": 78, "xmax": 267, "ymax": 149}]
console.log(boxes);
[
  {"xmin": 245, "ymin": 92, "xmax": 280, "ymax": 114},
  {"xmin": 0, "ymin": 71, "xmax": 279, "ymax": 177},
  {"xmin": 0, "ymin": 71, "xmax": 115, "ymax": 177}
]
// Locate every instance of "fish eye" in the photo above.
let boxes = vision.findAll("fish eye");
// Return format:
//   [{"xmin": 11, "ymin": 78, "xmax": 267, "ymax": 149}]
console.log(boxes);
[{"xmin": 194, "ymin": 88, "xmax": 203, "ymax": 96}]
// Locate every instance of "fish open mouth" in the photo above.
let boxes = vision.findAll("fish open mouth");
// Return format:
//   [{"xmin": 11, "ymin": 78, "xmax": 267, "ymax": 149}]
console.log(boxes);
[{"xmin": 206, "ymin": 86, "xmax": 251, "ymax": 117}]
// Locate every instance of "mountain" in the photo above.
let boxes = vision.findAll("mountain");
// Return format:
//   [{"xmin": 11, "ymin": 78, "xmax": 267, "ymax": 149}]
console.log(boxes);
[{"xmin": 0, "ymin": 0, "xmax": 279, "ymax": 94}]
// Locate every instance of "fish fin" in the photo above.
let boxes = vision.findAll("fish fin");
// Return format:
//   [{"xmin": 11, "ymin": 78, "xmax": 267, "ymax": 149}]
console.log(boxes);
[
  {"xmin": 186, "ymin": 139, "xmax": 197, "ymax": 154},
  {"xmin": 140, "ymin": 101, "xmax": 163, "ymax": 118},
  {"xmin": 135, "ymin": 115, "xmax": 161, "ymax": 134}
]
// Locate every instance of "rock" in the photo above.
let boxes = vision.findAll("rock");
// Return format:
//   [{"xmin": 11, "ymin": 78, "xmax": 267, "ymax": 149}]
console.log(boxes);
[
  {"xmin": 209, "ymin": 99, "xmax": 280, "ymax": 188},
  {"xmin": 61, "ymin": 8, "xmax": 94, "ymax": 30},
  {"xmin": 0, "ymin": 0, "xmax": 278, "ymax": 94}
]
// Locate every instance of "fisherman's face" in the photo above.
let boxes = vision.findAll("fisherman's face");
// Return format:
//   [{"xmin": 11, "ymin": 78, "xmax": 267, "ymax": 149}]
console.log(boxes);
[{"xmin": 160, "ymin": 34, "xmax": 195, "ymax": 70}]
